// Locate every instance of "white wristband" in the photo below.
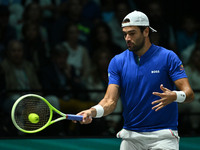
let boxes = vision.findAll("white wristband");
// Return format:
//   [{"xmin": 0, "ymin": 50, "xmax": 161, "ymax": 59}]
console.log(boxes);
[
  {"xmin": 91, "ymin": 104, "xmax": 104, "ymax": 118},
  {"xmin": 173, "ymin": 91, "xmax": 186, "ymax": 103}
]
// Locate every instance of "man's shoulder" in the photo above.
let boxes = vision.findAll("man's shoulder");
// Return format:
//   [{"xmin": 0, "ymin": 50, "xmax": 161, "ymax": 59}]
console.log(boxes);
[
  {"xmin": 109, "ymin": 50, "xmax": 129, "ymax": 71},
  {"xmin": 153, "ymin": 44, "xmax": 177, "ymax": 57},
  {"xmin": 153, "ymin": 45, "xmax": 181, "ymax": 67},
  {"xmin": 112, "ymin": 49, "xmax": 129, "ymax": 61}
]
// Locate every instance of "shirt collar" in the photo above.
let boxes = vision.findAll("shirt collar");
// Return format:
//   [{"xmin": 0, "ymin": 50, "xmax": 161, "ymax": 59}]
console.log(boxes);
[{"xmin": 132, "ymin": 44, "xmax": 158, "ymax": 64}]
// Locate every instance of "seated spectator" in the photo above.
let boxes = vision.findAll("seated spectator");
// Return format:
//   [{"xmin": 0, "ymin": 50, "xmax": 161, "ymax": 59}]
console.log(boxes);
[
  {"xmin": 179, "ymin": 46, "xmax": 200, "ymax": 134},
  {"xmin": 0, "ymin": 40, "xmax": 41, "ymax": 113},
  {"xmin": 85, "ymin": 48, "xmax": 122, "ymax": 135},
  {"xmin": 105, "ymin": 1, "xmax": 130, "ymax": 50},
  {"xmin": 39, "ymin": 45, "xmax": 91, "ymax": 113},
  {"xmin": 90, "ymin": 22, "xmax": 122, "ymax": 57},
  {"xmin": 21, "ymin": 21, "xmax": 49, "ymax": 71},
  {"xmin": 176, "ymin": 15, "xmax": 198, "ymax": 60},
  {"xmin": 18, "ymin": 2, "xmax": 49, "ymax": 46},
  {"xmin": 23, "ymin": 0, "xmax": 59, "ymax": 21},
  {"xmin": 8, "ymin": 3, "xmax": 24, "ymax": 36},
  {"xmin": 145, "ymin": 0, "xmax": 177, "ymax": 51},
  {"xmin": 0, "ymin": 5, "xmax": 17, "ymax": 44},
  {"xmin": 81, "ymin": 0, "xmax": 101, "ymax": 25},
  {"xmin": 0, "ymin": 5, "xmax": 17, "ymax": 62},
  {"xmin": 61, "ymin": 22, "xmax": 91, "ymax": 80},
  {"xmin": 85, "ymin": 49, "xmax": 112, "ymax": 102},
  {"xmin": 181, "ymin": 35, "xmax": 200, "ymax": 64},
  {"xmin": 50, "ymin": 0, "xmax": 93, "ymax": 48},
  {"xmin": 39, "ymin": 45, "xmax": 81, "ymax": 98},
  {"xmin": 100, "ymin": 0, "xmax": 115, "ymax": 23}
]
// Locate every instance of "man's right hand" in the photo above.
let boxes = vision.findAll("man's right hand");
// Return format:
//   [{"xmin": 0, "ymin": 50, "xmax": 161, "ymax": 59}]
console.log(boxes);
[{"xmin": 74, "ymin": 108, "xmax": 96, "ymax": 124}]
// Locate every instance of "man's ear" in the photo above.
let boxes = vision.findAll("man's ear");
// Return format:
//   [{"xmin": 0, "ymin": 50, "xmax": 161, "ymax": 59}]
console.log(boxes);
[{"xmin": 143, "ymin": 27, "xmax": 149, "ymax": 37}]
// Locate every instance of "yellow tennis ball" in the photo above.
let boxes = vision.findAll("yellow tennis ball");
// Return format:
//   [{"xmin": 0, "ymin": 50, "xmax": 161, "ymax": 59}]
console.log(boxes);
[{"xmin": 28, "ymin": 113, "xmax": 39, "ymax": 124}]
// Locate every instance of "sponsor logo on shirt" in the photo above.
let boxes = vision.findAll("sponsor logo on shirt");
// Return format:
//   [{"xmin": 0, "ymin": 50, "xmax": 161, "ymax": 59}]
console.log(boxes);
[
  {"xmin": 151, "ymin": 70, "xmax": 160, "ymax": 74},
  {"xmin": 180, "ymin": 64, "xmax": 184, "ymax": 70}
]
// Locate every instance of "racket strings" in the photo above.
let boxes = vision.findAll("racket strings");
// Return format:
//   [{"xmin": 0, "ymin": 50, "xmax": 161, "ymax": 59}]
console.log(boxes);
[{"xmin": 14, "ymin": 97, "xmax": 51, "ymax": 131}]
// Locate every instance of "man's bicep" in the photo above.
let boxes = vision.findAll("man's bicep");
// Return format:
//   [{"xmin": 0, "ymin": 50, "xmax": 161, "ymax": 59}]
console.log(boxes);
[
  {"xmin": 108, "ymin": 57, "xmax": 121, "ymax": 85},
  {"xmin": 104, "ymin": 84, "xmax": 120, "ymax": 101}
]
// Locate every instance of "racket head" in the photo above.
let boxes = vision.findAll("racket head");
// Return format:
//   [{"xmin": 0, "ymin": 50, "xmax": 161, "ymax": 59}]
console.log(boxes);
[{"xmin": 11, "ymin": 94, "xmax": 53, "ymax": 133}]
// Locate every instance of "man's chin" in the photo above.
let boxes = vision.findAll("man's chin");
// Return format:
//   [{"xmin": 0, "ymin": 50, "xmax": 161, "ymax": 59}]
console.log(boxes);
[
  {"xmin": 128, "ymin": 48, "xmax": 133, "ymax": 51},
  {"xmin": 127, "ymin": 46, "xmax": 133, "ymax": 50},
  {"xmin": 128, "ymin": 47, "xmax": 136, "ymax": 52}
]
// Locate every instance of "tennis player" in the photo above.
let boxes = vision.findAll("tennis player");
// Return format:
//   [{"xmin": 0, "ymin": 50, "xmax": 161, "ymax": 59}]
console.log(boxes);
[{"xmin": 76, "ymin": 11, "xmax": 194, "ymax": 150}]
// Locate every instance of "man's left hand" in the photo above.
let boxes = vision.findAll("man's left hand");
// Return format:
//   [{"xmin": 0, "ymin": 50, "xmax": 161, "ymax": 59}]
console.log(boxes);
[{"xmin": 152, "ymin": 84, "xmax": 177, "ymax": 111}]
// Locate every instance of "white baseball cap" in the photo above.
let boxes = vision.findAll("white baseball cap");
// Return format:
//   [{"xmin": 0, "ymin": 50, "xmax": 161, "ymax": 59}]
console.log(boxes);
[{"xmin": 122, "ymin": 10, "xmax": 157, "ymax": 32}]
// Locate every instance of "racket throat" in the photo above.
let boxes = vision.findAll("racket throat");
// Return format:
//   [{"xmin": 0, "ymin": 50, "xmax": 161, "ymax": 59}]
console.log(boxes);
[{"xmin": 51, "ymin": 116, "xmax": 66, "ymax": 124}]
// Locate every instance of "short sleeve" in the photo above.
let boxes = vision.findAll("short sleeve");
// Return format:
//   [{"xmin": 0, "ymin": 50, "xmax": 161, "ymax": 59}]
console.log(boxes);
[
  {"xmin": 168, "ymin": 51, "xmax": 187, "ymax": 81},
  {"xmin": 108, "ymin": 57, "xmax": 121, "ymax": 86}
]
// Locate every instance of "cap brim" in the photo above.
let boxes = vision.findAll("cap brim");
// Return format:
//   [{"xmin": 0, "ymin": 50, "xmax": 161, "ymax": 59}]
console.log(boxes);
[{"xmin": 150, "ymin": 27, "xmax": 157, "ymax": 32}]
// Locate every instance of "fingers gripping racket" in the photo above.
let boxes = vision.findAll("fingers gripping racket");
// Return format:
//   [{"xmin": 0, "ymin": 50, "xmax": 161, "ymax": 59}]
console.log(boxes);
[{"xmin": 11, "ymin": 94, "xmax": 83, "ymax": 133}]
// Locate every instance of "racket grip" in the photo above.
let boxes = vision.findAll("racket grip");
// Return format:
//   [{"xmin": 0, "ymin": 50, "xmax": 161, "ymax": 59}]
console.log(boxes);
[{"xmin": 66, "ymin": 114, "xmax": 83, "ymax": 121}]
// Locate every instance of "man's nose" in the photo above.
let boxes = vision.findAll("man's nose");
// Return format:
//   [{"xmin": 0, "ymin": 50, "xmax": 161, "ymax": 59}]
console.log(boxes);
[{"xmin": 125, "ymin": 34, "xmax": 131, "ymax": 41}]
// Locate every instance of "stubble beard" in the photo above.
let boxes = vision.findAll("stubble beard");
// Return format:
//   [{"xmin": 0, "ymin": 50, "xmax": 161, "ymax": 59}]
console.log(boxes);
[{"xmin": 128, "ymin": 38, "xmax": 145, "ymax": 52}]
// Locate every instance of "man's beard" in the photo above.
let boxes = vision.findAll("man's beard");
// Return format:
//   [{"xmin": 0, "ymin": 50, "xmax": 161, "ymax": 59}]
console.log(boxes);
[{"xmin": 128, "ymin": 38, "xmax": 145, "ymax": 52}]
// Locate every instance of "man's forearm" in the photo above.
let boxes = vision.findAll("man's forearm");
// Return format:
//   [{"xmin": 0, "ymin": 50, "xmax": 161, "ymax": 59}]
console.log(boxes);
[
  {"xmin": 99, "ymin": 98, "xmax": 118, "ymax": 116},
  {"xmin": 183, "ymin": 88, "xmax": 194, "ymax": 103}
]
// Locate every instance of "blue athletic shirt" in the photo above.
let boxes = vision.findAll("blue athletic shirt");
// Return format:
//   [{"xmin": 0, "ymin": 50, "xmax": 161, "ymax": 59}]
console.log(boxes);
[{"xmin": 108, "ymin": 44, "xmax": 187, "ymax": 132}]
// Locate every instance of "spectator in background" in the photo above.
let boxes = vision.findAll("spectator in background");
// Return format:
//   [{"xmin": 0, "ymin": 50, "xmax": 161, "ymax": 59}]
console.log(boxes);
[
  {"xmin": 180, "ymin": 40, "xmax": 200, "ymax": 134},
  {"xmin": 105, "ymin": 1, "xmax": 130, "ymax": 50},
  {"xmin": 21, "ymin": 22, "xmax": 48, "ymax": 71},
  {"xmin": 0, "ymin": 5, "xmax": 17, "ymax": 62},
  {"xmin": 181, "ymin": 34, "xmax": 200, "ymax": 64},
  {"xmin": 19, "ymin": 2, "xmax": 50, "ymax": 52},
  {"xmin": 90, "ymin": 22, "xmax": 122, "ymax": 57},
  {"xmin": 86, "ymin": 49, "xmax": 112, "ymax": 102},
  {"xmin": 145, "ymin": 0, "xmax": 176, "ymax": 51},
  {"xmin": 39, "ymin": 44, "xmax": 86, "ymax": 110},
  {"xmin": 176, "ymin": 15, "xmax": 198, "ymax": 60},
  {"xmin": 39, "ymin": 45, "xmax": 80, "ymax": 98},
  {"xmin": 61, "ymin": 23, "xmax": 91, "ymax": 80},
  {"xmin": 100, "ymin": 0, "xmax": 115, "ymax": 23},
  {"xmin": 0, "ymin": 40, "xmax": 41, "ymax": 113},
  {"xmin": 50, "ymin": 0, "xmax": 93, "ymax": 48},
  {"xmin": 81, "ymin": 0, "xmax": 101, "ymax": 25},
  {"xmin": 6, "ymin": 0, "xmax": 57, "ymax": 27},
  {"xmin": 39, "ymin": 44, "xmax": 92, "ymax": 115},
  {"xmin": 85, "ymin": 48, "xmax": 122, "ymax": 135},
  {"xmin": 50, "ymin": 0, "xmax": 81, "ymax": 46},
  {"xmin": 8, "ymin": 3, "xmax": 24, "ymax": 36},
  {"xmin": 22, "ymin": 2, "xmax": 48, "ymax": 40},
  {"xmin": 24, "ymin": 0, "xmax": 59, "ymax": 21}
]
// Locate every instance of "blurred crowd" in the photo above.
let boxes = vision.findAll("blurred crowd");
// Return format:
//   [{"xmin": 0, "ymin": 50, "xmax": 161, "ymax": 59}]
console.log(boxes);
[{"xmin": 0, "ymin": 0, "xmax": 199, "ymax": 137}]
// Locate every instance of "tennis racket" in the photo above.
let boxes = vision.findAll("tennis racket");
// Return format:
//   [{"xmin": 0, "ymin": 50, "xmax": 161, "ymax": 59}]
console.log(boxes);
[{"xmin": 11, "ymin": 94, "xmax": 83, "ymax": 133}]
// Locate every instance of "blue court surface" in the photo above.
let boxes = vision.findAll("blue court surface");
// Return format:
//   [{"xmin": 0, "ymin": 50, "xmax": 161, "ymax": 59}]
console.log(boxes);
[{"xmin": 0, "ymin": 137, "xmax": 199, "ymax": 150}]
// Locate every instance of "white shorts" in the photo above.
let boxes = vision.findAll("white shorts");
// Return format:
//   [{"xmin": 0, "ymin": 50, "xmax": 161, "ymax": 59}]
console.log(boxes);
[{"xmin": 117, "ymin": 129, "xmax": 180, "ymax": 150}]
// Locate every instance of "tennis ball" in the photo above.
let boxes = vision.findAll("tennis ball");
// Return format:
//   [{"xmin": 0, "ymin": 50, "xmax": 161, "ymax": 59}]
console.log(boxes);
[{"xmin": 28, "ymin": 113, "xmax": 39, "ymax": 124}]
